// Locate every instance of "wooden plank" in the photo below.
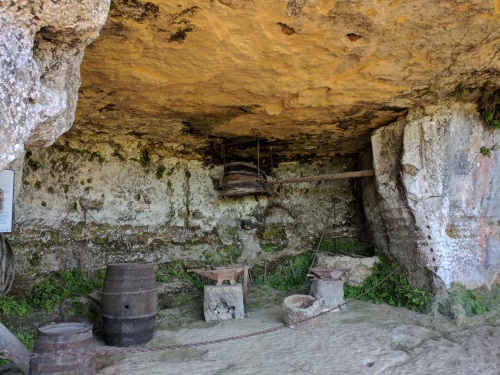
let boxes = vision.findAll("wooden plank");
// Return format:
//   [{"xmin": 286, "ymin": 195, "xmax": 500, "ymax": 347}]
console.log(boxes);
[
  {"xmin": 243, "ymin": 265, "xmax": 248, "ymax": 305},
  {"xmin": 0, "ymin": 321, "xmax": 30, "ymax": 374},
  {"xmin": 269, "ymin": 169, "xmax": 375, "ymax": 185}
]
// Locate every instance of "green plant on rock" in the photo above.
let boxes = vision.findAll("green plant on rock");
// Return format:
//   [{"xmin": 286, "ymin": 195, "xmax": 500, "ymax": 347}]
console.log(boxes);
[
  {"xmin": 0, "ymin": 268, "xmax": 106, "ymax": 316},
  {"xmin": 201, "ymin": 246, "xmax": 241, "ymax": 267},
  {"xmin": 89, "ymin": 151, "xmax": 105, "ymax": 165},
  {"xmin": 262, "ymin": 245, "xmax": 281, "ymax": 253},
  {"xmin": 27, "ymin": 158, "xmax": 42, "ymax": 172},
  {"xmin": 156, "ymin": 165, "xmax": 166, "ymax": 179},
  {"xmin": 453, "ymin": 82, "xmax": 467, "ymax": 100},
  {"xmin": 140, "ymin": 149, "xmax": 151, "ymax": 167},
  {"xmin": 111, "ymin": 149, "xmax": 126, "ymax": 161},
  {"xmin": 448, "ymin": 284, "xmax": 500, "ymax": 316},
  {"xmin": 0, "ymin": 296, "xmax": 33, "ymax": 316},
  {"xmin": 478, "ymin": 82, "xmax": 500, "ymax": 129},
  {"xmin": 155, "ymin": 261, "xmax": 207, "ymax": 296},
  {"xmin": 344, "ymin": 255, "xmax": 432, "ymax": 313},
  {"xmin": 427, "ymin": 84, "xmax": 437, "ymax": 99},
  {"xmin": 155, "ymin": 261, "xmax": 191, "ymax": 283},
  {"xmin": 480, "ymin": 146, "xmax": 491, "ymax": 157},
  {"xmin": 169, "ymin": 292, "xmax": 193, "ymax": 308}
]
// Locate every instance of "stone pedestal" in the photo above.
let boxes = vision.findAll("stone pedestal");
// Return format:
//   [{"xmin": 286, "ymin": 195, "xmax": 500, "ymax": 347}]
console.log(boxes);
[
  {"xmin": 203, "ymin": 284, "xmax": 244, "ymax": 322},
  {"xmin": 310, "ymin": 279, "xmax": 345, "ymax": 312}
]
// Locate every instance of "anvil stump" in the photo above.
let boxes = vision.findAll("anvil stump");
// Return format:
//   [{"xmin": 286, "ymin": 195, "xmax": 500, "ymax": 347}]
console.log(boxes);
[
  {"xmin": 310, "ymin": 279, "xmax": 346, "ymax": 312},
  {"xmin": 203, "ymin": 284, "xmax": 244, "ymax": 322}
]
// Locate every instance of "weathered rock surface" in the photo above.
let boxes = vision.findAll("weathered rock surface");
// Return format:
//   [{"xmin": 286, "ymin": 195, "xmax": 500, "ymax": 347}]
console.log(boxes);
[
  {"xmin": 367, "ymin": 103, "xmax": 500, "ymax": 290},
  {"xmin": 10, "ymin": 134, "xmax": 366, "ymax": 289},
  {"xmin": 0, "ymin": 0, "xmax": 110, "ymax": 170},
  {"xmin": 72, "ymin": 0, "xmax": 500, "ymax": 158},
  {"xmin": 316, "ymin": 254, "xmax": 379, "ymax": 286},
  {"xmin": 204, "ymin": 284, "xmax": 244, "ymax": 321}
]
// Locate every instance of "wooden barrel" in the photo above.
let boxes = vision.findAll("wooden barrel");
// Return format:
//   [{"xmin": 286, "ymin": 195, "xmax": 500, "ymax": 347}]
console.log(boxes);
[
  {"xmin": 29, "ymin": 321, "xmax": 95, "ymax": 375},
  {"xmin": 101, "ymin": 263, "xmax": 158, "ymax": 347}
]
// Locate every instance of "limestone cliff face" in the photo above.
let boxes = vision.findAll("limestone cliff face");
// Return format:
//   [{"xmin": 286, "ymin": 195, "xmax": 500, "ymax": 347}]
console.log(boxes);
[
  {"xmin": 367, "ymin": 104, "xmax": 500, "ymax": 290},
  {"xmin": 0, "ymin": 0, "xmax": 110, "ymax": 170}
]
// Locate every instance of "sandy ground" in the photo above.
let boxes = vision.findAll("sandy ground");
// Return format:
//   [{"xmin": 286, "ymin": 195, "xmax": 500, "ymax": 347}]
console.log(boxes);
[{"xmin": 94, "ymin": 290, "xmax": 500, "ymax": 375}]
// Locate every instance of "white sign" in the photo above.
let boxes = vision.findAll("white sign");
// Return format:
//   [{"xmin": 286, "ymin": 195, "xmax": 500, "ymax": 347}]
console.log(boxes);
[{"xmin": 0, "ymin": 169, "xmax": 14, "ymax": 233}]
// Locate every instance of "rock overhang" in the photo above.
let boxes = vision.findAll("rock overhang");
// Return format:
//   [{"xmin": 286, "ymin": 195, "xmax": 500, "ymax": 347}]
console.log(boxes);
[{"xmin": 71, "ymin": 0, "xmax": 500, "ymax": 160}]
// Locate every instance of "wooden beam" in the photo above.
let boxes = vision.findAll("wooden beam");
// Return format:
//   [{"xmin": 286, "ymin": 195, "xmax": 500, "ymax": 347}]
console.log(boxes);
[
  {"xmin": 269, "ymin": 169, "xmax": 375, "ymax": 185},
  {"xmin": 0, "ymin": 321, "xmax": 30, "ymax": 374}
]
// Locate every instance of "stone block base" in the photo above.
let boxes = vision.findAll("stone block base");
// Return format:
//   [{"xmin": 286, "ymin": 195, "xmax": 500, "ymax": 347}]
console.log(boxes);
[
  {"xmin": 310, "ymin": 279, "xmax": 346, "ymax": 312},
  {"xmin": 204, "ymin": 284, "xmax": 244, "ymax": 322}
]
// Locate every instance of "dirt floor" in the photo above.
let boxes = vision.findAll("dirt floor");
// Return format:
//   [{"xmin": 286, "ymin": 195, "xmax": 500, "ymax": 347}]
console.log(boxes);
[
  {"xmin": 95, "ymin": 287, "xmax": 500, "ymax": 375},
  {"xmin": 3, "ymin": 286, "xmax": 500, "ymax": 375}
]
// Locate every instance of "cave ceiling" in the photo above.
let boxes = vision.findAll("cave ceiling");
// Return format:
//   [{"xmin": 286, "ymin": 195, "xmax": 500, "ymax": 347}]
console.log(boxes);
[{"xmin": 72, "ymin": 0, "xmax": 500, "ymax": 162}]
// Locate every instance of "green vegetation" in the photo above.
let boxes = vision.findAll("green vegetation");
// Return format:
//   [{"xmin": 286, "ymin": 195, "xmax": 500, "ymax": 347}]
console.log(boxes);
[
  {"xmin": 140, "ymin": 149, "xmax": 151, "ymax": 167},
  {"xmin": 453, "ymin": 82, "xmax": 467, "ymax": 100},
  {"xmin": 317, "ymin": 238, "xmax": 374, "ymax": 257},
  {"xmin": 254, "ymin": 252, "xmax": 312, "ymax": 291},
  {"xmin": 262, "ymin": 245, "xmax": 286, "ymax": 252},
  {"xmin": 168, "ymin": 292, "xmax": 194, "ymax": 308},
  {"xmin": 0, "ymin": 331, "xmax": 35, "ymax": 367},
  {"xmin": 27, "ymin": 158, "xmax": 42, "ymax": 172},
  {"xmin": 480, "ymin": 146, "xmax": 491, "ymax": 157},
  {"xmin": 156, "ymin": 165, "xmax": 166, "ymax": 179},
  {"xmin": 30, "ymin": 252, "xmax": 41, "ymax": 267},
  {"xmin": 344, "ymin": 255, "xmax": 432, "ymax": 313},
  {"xmin": 90, "ymin": 151, "xmax": 105, "ymax": 165},
  {"xmin": 34, "ymin": 180, "xmax": 42, "ymax": 190},
  {"xmin": 52, "ymin": 140, "xmax": 85, "ymax": 154},
  {"xmin": 155, "ymin": 261, "xmax": 192, "ymax": 283},
  {"xmin": 111, "ymin": 149, "xmax": 126, "ymax": 161},
  {"xmin": 448, "ymin": 284, "xmax": 500, "ymax": 316},
  {"xmin": 0, "ymin": 295, "xmax": 33, "ymax": 316},
  {"xmin": 155, "ymin": 261, "xmax": 205, "ymax": 295},
  {"xmin": 0, "ymin": 268, "xmax": 105, "ymax": 316},
  {"xmin": 201, "ymin": 245, "xmax": 242, "ymax": 267},
  {"xmin": 427, "ymin": 85, "xmax": 437, "ymax": 99},
  {"xmin": 478, "ymin": 82, "xmax": 500, "ymax": 129}
]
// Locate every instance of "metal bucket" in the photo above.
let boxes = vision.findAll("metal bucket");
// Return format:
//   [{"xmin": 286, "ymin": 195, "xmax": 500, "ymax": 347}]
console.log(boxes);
[
  {"xmin": 101, "ymin": 263, "xmax": 158, "ymax": 347},
  {"xmin": 29, "ymin": 321, "xmax": 95, "ymax": 375}
]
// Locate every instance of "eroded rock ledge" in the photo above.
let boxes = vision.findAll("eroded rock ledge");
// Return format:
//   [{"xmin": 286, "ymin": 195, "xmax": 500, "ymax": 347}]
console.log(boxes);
[{"xmin": 0, "ymin": 0, "xmax": 110, "ymax": 170}]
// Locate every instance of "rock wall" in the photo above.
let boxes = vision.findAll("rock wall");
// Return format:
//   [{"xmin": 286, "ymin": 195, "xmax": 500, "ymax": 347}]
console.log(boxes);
[
  {"xmin": 8, "ymin": 133, "xmax": 369, "ymax": 290},
  {"xmin": 316, "ymin": 254, "xmax": 379, "ymax": 286},
  {"xmin": 366, "ymin": 104, "xmax": 500, "ymax": 291},
  {"xmin": 0, "ymin": 0, "xmax": 110, "ymax": 170}
]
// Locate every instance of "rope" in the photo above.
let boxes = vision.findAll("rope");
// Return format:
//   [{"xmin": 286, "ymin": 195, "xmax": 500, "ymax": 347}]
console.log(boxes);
[
  {"xmin": 0, "ymin": 234, "xmax": 15, "ymax": 296},
  {"xmin": 0, "ymin": 263, "xmax": 401, "ymax": 361}
]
